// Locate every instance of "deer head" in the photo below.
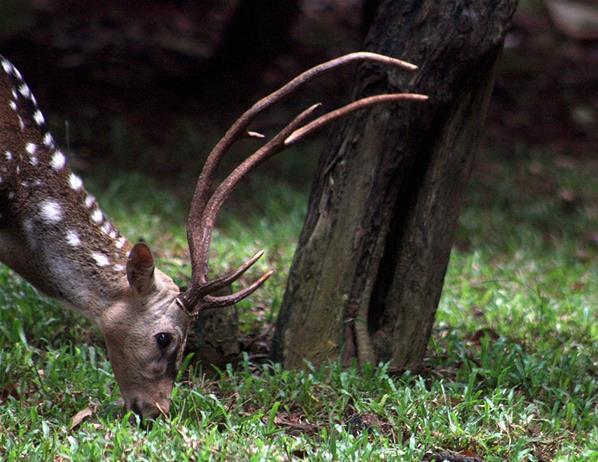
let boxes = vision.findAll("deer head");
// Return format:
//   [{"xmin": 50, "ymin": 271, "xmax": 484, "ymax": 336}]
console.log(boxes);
[{"xmin": 0, "ymin": 52, "xmax": 426, "ymax": 419}]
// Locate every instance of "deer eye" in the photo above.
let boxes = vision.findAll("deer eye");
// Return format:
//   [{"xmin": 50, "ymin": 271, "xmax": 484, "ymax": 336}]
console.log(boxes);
[{"xmin": 155, "ymin": 332, "xmax": 172, "ymax": 348}]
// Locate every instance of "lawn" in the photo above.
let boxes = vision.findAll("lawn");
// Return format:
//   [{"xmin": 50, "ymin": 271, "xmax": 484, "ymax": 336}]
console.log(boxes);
[{"xmin": 0, "ymin": 146, "xmax": 596, "ymax": 461}]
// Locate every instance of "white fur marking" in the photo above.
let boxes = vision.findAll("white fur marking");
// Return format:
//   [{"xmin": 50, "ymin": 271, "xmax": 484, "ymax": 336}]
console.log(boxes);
[
  {"xmin": 13, "ymin": 67, "xmax": 22, "ymax": 80},
  {"xmin": 18, "ymin": 84, "xmax": 30, "ymax": 99},
  {"xmin": 85, "ymin": 195, "xmax": 95, "ymax": 208},
  {"xmin": 101, "ymin": 222, "xmax": 112, "ymax": 234},
  {"xmin": 66, "ymin": 230, "xmax": 81, "ymax": 247},
  {"xmin": 11, "ymin": 90, "xmax": 17, "ymax": 99},
  {"xmin": 29, "ymin": 156, "xmax": 38, "ymax": 166},
  {"xmin": 91, "ymin": 209, "xmax": 103, "ymax": 224},
  {"xmin": 43, "ymin": 133, "xmax": 54, "ymax": 147},
  {"xmin": 39, "ymin": 200, "xmax": 63, "ymax": 223},
  {"xmin": 91, "ymin": 252, "xmax": 110, "ymax": 267},
  {"xmin": 116, "ymin": 237, "xmax": 126, "ymax": 249},
  {"xmin": 23, "ymin": 219, "xmax": 33, "ymax": 235},
  {"xmin": 9, "ymin": 101, "xmax": 16, "ymax": 111},
  {"xmin": 33, "ymin": 110, "xmax": 45, "ymax": 126},
  {"xmin": 109, "ymin": 230, "xmax": 117, "ymax": 239},
  {"xmin": 1, "ymin": 59, "xmax": 13, "ymax": 74},
  {"xmin": 113, "ymin": 264, "xmax": 124, "ymax": 272},
  {"xmin": 18, "ymin": 116, "xmax": 24, "ymax": 130},
  {"xmin": 5, "ymin": 151, "xmax": 12, "ymax": 160},
  {"xmin": 25, "ymin": 143, "xmax": 37, "ymax": 155},
  {"xmin": 50, "ymin": 151, "xmax": 66, "ymax": 170},
  {"xmin": 69, "ymin": 173, "xmax": 83, "ymax": 190}
]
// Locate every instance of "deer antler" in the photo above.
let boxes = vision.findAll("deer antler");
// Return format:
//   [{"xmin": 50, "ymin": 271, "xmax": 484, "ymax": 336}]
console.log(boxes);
[{"xmin": 178, "ymin": 52, "xmax": 428, "ymax": 315}]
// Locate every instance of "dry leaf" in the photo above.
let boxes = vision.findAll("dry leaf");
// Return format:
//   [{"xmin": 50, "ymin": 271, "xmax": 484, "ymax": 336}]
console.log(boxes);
[{"xmin": 70, "ymin": 407, "xmax": 93, "ymax": 430}]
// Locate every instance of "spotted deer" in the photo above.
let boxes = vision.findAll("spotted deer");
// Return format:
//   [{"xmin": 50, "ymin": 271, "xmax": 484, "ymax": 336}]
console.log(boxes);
[{"xmin": 0, "ymin": 52, "xmax": 426, "ymax": 418}]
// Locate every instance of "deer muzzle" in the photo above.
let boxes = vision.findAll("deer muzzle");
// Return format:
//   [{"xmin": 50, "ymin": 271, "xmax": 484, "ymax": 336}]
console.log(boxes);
[{"xmin": 127, "ymin": 395, "xmax": 171, "ymax": 419}]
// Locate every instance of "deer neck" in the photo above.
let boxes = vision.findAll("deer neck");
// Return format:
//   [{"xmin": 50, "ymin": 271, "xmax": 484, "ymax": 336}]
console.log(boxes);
[{"xmin": 0, "ymin": 56, "xmax": 134, "ymax": 323}]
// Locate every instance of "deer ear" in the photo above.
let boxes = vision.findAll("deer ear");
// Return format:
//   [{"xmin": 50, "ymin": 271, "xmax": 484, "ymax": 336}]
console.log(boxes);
[{"xmin": 127, "ymin": 243, "xmax": 155, "ymax": 294}]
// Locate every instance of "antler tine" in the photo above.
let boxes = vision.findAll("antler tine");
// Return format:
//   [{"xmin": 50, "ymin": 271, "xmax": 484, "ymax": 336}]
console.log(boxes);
[
  {"xmin": 285, "ymin": 93, "xmax": 428, "ymax": 146},
  {"xmin": 193, "ymin": 249, "xmax": 265, "ymax": 298},
  {"xmin": 200, "ymin": 270, "xmax": 274, "ymax": 311},
  {"xmin": 186, "ymin": 52, "xmax": 419, "ymax": 270}
]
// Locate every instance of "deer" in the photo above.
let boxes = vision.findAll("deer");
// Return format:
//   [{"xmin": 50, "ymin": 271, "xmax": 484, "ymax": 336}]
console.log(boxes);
[{"xmin": 0, "ymin": 52, "xmax": 426, "ymax": 419}]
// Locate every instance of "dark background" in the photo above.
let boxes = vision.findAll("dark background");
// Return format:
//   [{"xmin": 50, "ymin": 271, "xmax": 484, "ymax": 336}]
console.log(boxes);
[{"xmin": 1, "ymin": 0, "xmax": 596, "ymax": 183}]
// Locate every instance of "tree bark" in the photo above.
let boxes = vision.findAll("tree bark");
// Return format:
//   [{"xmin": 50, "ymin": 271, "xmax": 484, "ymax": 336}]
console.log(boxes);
[
  {"xmin": 272, "ymin": 0, "xmax": 518, "ymax": 370},
  {"xmin": 188, "ymin": 287, "xmax": 240, "ymax": 370},
  {"xmin": 188, "ymin": 304, "xmax": 240, "ymax": 370}
]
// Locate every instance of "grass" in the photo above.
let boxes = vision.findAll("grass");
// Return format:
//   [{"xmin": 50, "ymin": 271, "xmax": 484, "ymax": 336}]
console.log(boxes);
[{"xmin": 0, "ymin": 146, "xmax": 596, "ymax": 461}]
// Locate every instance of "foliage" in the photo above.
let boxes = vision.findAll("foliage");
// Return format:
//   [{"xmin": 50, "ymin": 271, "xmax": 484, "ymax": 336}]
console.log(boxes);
[{"xmin": 0, "ymin": 149, "xmax": 596, "ymax": 461}]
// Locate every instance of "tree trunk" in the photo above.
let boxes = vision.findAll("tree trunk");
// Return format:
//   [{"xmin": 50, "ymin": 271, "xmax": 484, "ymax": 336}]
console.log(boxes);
[
  {"xmin": 188, "ymin": 305, "xmax": 240, "ymax": 369},
  {"xmin": 272, "ymin": 0, "xmax": 518, "ymax": 370},
  {"xmin": 187, "ymin": 287, "xmax": 240, "ymax": 370}
]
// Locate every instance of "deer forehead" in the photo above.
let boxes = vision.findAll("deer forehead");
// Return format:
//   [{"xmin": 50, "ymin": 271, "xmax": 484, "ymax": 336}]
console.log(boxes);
[{"xmin": 103, "ymin": 296, "xmax": 186, "ymax": 341}]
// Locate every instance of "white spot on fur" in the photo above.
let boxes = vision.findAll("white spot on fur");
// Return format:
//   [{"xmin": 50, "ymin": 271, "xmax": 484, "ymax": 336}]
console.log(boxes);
[
  {"xmin": 69, "ymin": 173, "xmax": 83, "ymax": 190},
  {"xmin": 33, "ymin": 110, "xmax": 45, "ymax": 126},
  {"xmin": 91, "ymin": 209, "xmax": 103, "ymax": 224},
  {"xmin": 101, "ymin": 222, "xmax": 112, "ymax": 234},
  {"xmin": 66, "ymin": 230, "xmax": 81, "ymax": 247},
  {"xmin": 13, "ymin": 67, "xmax": 22, "ymax": 81},
  {"xmin": 1, "ymin": 59, "xmax": 13, "ymax": 74},
  {"xmin": 39, "ymin": 200, "xmax": 63, "ymax": 223},
  {"xmin": 23, "ymin": 218, "xmax": 33, "ymax": 234},
  {"xmin": 18, "ymin": 83, "xmax": 31, "ymax": 98},
  {"xmin": 113, "ymin": 264, "xmax": 124, "ymax": 272},
  {"xmin": 50, "ymin": 151, "xmax": 66, "ymax": 170},
  {"xmin": 109, "ymin": 230, "xmax": 117, "ymax": 239},
  {"xmin": 26, "ymin": 143, "xmax": 37, "ymax": 155},
  {"xmin": 11, "ymin": 89, "xmax": 17, "ymax": 99},
  {"xmin": 29, "ymin": 156, "xmax": 38, "ymax": 166},
  {"xmin": 43, "ymin": 133, "xmax": 54, "ymax": 147},
  {"xmin": 5, "ymin": 151, "xmax": 12, "ymax": 160},
  {"xmin": 18, "ymin": 83, "xmax": 30, "ymax": 99},
  {"xmin": 91, "ymin": 252, "xmax": 110, "ymax": 267},
  {"xmin": 8, "ymin": 101, "xmax": 16, "ymax": 111},
  {"xmin": 15, "ymin": 166, "xmax": 19, "ymax": 175},
  {"xmin": 85, "ymin": 195, "xmax": 95, "ymax": 208},
  {"xmin": 115, "ymin": 237, "xmax": 126, "ymax": 249},
  {"xmin": 18, "ymin": 116, "xmax": 24, "ymax": 130}
]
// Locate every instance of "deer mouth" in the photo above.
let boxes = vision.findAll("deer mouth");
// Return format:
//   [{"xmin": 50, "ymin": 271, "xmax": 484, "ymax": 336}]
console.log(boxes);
[{"xmin": 129, "ymin": 397, "xmax": 170, "ymax": 420}]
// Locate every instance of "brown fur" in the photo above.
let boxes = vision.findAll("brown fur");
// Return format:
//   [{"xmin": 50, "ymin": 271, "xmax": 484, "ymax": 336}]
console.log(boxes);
[{"xmin": 0, "ymin": 56, "xmax": 187, "ymax": 418}]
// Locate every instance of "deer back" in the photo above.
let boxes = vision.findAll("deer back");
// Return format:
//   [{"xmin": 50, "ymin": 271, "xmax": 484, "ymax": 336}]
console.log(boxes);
[{"xmin": 0, "ymin": 57, "xmax": 130, "ymax": 306}]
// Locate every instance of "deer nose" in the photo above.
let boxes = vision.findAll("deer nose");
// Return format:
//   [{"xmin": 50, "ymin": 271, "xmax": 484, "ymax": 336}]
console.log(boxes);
[
  {"xmin": 130, "ymin": 397, "xmax": 170, "ymax": 419},
  {"xmin": 130, "ymin": 399, "xmax": 144, "ymax": 417}
]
